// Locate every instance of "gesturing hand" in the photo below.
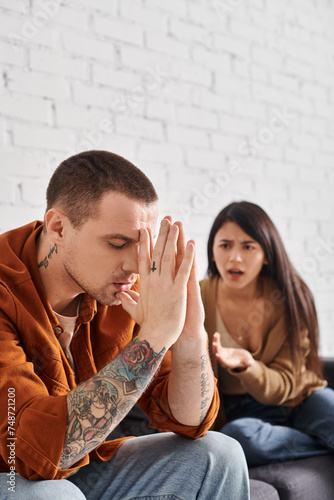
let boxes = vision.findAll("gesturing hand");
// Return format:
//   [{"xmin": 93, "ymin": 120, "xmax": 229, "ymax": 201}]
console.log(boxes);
[
  {"xmin": 212, "ymin": 332, "xmax": 254, "ymax": 371},
  {"xmin": 116, "ymin": 218, "xmax": 195, "ymax": 350}
]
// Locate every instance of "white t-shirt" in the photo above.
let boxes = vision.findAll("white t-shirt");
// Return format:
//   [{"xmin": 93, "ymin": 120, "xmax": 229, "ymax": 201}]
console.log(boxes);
[{"xmin": 53, "ymin": 311, "xmax": 78, "ymax": 370}]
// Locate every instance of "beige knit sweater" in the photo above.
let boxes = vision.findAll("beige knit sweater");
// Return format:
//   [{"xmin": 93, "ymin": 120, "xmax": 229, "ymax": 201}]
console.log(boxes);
[{"xmin": 200, "ymin": 276, "xmax": 326, "ymax": 427}]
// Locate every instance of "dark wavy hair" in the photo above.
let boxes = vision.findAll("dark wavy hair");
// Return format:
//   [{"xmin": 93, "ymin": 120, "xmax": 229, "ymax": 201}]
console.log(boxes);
[
  {"xmin": 46, "ymin": 150, "xmax": 158, "ymax": 228},
  {"xmin": 207, "ymin": 201, "xmax": 322, "ymax": 377}
]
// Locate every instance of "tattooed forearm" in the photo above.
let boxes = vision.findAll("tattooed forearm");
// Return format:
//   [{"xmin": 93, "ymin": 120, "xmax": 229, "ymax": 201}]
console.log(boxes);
[
  {"xmin": 199, "ymin": 354, "xmax": 211, "ymax": 423},
  {"xmin": 59, "ymin": 339, "xmax": 166, "ymax": 469},
  {"xmin": 38, "ymin": 243, "xmax": 58, "ymax": 269}
]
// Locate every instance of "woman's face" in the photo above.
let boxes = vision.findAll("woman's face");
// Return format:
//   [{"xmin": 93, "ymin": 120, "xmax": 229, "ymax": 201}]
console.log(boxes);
[{"xmin": 212, "ymin": 221, "xmax": 267, "ymax": 292}]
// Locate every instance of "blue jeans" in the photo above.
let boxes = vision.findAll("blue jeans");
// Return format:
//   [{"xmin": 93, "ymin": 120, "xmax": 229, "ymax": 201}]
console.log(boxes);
[
  {"xmin": 221, "ymin": 387, "xmax": 334, "ymax": 467},
  {"xmin": 0, "ymin": 432, "xmax": 249, "ymax": 499}
]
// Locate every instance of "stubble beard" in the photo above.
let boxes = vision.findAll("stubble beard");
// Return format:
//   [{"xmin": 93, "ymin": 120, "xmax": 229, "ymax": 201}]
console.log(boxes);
[{"xmin": 63, "ymin": 262, "xmax": 133, "ymax": 307}]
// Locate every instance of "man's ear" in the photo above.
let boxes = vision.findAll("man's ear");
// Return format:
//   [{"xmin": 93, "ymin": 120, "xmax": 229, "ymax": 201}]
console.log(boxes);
[{"xmin": 44, "ymin": 209, "xmax": 67, "ymax": 245}]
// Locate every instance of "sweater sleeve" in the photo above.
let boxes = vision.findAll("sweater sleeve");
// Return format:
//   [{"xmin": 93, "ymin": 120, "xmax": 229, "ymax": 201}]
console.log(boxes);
[{"xmin": 228, "ymin": 318, "xmax": 317, "ymax": 406}]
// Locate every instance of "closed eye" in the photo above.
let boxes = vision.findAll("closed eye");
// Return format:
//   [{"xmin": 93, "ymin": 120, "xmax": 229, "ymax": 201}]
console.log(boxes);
[{"xmin": 108, "ymin": 242, "xmax": 128, "ymax": 250}]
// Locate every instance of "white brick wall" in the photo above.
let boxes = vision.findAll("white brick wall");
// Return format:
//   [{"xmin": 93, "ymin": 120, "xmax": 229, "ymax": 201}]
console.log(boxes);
[{"xmin": 0, "ymin": 0, "xmax": 333, "ymax": 355}]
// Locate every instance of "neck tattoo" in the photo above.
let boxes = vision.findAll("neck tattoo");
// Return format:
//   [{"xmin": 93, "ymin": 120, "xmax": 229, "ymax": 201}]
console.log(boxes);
[{"xmin": 38, "ymin": 243, "xmax": 58, "ymax": 270}]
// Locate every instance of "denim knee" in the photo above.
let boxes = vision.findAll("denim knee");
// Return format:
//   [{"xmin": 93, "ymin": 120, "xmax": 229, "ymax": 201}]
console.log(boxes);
[
  {"xmin": 195, "ymin": 430, "xmax": 248, "ymax": 482},
  {"xmin": 29, "ymin": 478, "xmax": 87, "ymax": 500},
  {"xmin": 222, "ymin": 418, "xmax": 261, "ymax": 440},
  {"xmin": 202, "ymin": 430, "xmax": 247, "ymax": 463},
  {"xmin": 0, "ymin": 474, "xmax": 87, "ymax": 500}
]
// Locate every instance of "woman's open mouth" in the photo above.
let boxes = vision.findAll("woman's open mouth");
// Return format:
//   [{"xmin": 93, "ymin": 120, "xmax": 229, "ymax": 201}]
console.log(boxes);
[{"xmin": 227, "ymin": 269, "xmax": 244, "ymax": 279}]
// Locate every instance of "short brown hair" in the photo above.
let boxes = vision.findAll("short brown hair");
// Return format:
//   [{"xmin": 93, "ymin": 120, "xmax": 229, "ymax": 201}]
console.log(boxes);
[{"xmin": 46, "ymin": 150, "xmax": 158, "ymax": 227}]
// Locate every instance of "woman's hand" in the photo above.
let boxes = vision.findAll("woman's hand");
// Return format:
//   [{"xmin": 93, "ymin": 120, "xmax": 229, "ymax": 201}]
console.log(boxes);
[{"xmin": 212, "ymin": 332, "xmax": 254, "ymax": 371}]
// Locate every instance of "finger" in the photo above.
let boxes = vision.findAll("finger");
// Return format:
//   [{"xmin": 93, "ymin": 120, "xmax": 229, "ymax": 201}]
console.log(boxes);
[
  {"xmin": 212, "ymin": 333, "xmax": 222, "ymax": 356},
  {"xmin": 116, "ymin": 292, "xmax": 139, "ymax": 320},
  {"xmin": 187, "ymin": 240, "xmax": 199, "ymax": 286},
  {"xmin": 138, "ymin": 228, "xmax": 151, "ymax": 277},
  {"xmin": 212, "ymin": 335, "xmax": 230, "ymax": 365},
  {"xmin": 212, "ymin": 342, "xmax": 219, "ymax": 356},
  {"xmin": 125, "ymin": 289, "xmax": 140, "ymax": 303},
  {"xmin": 158, "ymin": 216, "xmax": 172, "ymax": 254},
  {"xmin": 160, "ymin": 223, "xmax": 179, "ymax": 279},
  {"xmin": 147, "ymin": 227, "xmax": 154, "ymax": 259},
  {"xmin": 151, "ymin": 218, "xmax": 171, "ymax": 275},
  {"xmin": 212, "ymin": 332, "xmax": 221, "ymax": 350},
  {"xmin": 151, "ymin": 216, "xmax": 171, "ymax": 256},
  {"xmin": 174, "ymin": 221, "xmax": 186, "ymax": 272},
  {"xmin": 174, "ymin": 240, "xmax": 195, "ymax": 287}
]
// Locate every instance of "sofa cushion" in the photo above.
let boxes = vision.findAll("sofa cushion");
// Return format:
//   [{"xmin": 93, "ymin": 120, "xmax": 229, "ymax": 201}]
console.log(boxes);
[
  {"xmin": 249, "ymin": 479, "xmax": 279, "ymax": 499},
  {"xmin": 249, "ymin": 454, "xmax": 334, "ymax": 500},
  {"xmin": 323, "ymin": 357, "xmax": 334, "ymax": 389}
]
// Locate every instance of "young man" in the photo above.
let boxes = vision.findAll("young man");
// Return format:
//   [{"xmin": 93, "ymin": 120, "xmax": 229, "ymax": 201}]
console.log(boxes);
[{"xmin": 0, "ymin": 150, "xmax": 249, "ymax": 499}]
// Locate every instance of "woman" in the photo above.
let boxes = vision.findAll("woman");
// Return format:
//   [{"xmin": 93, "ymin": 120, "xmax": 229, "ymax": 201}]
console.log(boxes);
[{"xmin": 200, "ymin": 201, "xmax": 334, "ymax": 467}]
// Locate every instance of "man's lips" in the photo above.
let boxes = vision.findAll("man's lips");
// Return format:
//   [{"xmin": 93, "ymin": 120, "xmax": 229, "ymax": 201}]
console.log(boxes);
[{"xmin": 113, "ymin": 282, "xmax": 135, "ymax": 293}]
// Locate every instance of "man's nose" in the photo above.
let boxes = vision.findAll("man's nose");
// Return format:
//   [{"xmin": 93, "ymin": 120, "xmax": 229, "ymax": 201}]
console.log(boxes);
[{"xmin": 121, "ymin": 247, "xmax": 139, "ymax": 274}]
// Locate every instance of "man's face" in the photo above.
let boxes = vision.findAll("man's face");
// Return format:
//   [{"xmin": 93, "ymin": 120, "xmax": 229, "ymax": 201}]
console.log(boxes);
[{"xmin": 62, "ymin": 192, "xmax": 158, "ymax": 306}]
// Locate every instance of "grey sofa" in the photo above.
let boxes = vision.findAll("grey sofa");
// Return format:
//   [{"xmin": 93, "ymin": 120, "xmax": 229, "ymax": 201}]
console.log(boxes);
[
  {"xmin": 110, "ymin": 358, "xmax": 334, "ymax": 499},
  {"xmin": 248, "ymin": 357, "xmax": 334, "ymax": 500}
]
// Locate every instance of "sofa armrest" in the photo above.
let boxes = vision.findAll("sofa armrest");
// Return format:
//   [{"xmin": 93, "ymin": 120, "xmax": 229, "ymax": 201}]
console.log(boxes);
[{"xmin": 322, "ymin": 357, "xmax": 334, "ymax": 389}]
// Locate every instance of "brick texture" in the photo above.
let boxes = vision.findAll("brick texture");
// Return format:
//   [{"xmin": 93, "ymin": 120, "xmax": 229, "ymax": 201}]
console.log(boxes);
[{"xmin": 0, "ymin": 0, "xmax": 333, "ymax": 355}]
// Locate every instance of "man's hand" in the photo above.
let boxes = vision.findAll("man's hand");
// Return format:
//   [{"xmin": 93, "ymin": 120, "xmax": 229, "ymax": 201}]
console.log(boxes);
[
  {"xmin": 116, "ymin": 218, "xmax": 195, "ymax": 351},
  {"xmin": 160, "ymin": 220, "xmax": 215, "ymax": 426},
  {"xmin": 213, "ymin": 332, "xmax": 254, "ymax": 371},
  {"xmin": 173, "ymin": 221, "xmax": 205, "ymax": 341},
  {"xmin": 118, "ymin": 217, "xmax": 215, "ymax": 427}
]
